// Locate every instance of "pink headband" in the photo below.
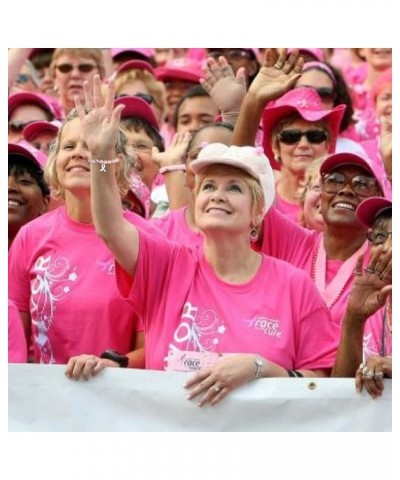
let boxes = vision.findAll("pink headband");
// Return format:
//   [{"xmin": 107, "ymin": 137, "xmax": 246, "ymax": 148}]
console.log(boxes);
[{"xmin": 302, "ymin": 61, "xmax": 336, "ymax": 87}]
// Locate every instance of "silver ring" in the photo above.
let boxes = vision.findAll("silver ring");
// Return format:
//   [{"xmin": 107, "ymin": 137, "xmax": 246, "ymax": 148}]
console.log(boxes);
[
  {"xmin": 213, "ymin": 385, "xmax": 221, "ymax": 393},
  {"xmin": 274, "ymin": 64, "xmax": 282, "ymax": 70},
  {"xmin": 365, "ymin": 267, "xmax": 376, "ymax": 274},
  {"xmin": 359, "ymin": 361, "xmax": 366, "ymax": 370},
  {"xmin": 374, "ymin": 371, "xmax": 384, "ymax": 380},
  {"xmin": 364, "ymin": 369, "xmax": 374, "ymax": 380}
]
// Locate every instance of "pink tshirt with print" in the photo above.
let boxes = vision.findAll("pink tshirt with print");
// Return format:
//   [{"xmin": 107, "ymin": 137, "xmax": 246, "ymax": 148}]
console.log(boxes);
[
  {"xmin": 8, "ymin": 299, "xmax": 28, "ymax": 363},
  {"xmin": 8, "ymin": 207, "xmax": 161, "ymax": 365},
  {"xmin": 115, "ymin": 229, "xmax": 340, "ymax": 372},
  {"xmin": 151, "ymin": 207, "xmax": 204, "ymax": 247}
]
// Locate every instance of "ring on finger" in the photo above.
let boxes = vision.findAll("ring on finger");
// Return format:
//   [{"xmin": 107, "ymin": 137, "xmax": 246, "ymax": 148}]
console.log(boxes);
[
  {"xmin": 359, "ymin": 361, "xmax": 367, "ymax": 370},
  {"xmin": 374, "ymin": 371, "xmax": 384, "ymax": 380},
  {"xmin": 364, "ymin": 369, "xmax": 374, "ymax": 380},
  {"xmin": 213, "ymin": 385, "xmax": 221, "ymax": 393},
  {"xmin": 354, "ymin": 270, "xmax": 363, "ymax": 276},
  {"xmin": 365, "ymin": 267, "xmax": 376, "ymax": 274}
]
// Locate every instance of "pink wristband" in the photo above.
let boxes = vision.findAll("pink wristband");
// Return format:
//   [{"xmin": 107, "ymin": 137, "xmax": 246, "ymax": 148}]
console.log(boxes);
[{"xmin": 159, "ymin": 164, "xmax": 186, "ymax": 174}]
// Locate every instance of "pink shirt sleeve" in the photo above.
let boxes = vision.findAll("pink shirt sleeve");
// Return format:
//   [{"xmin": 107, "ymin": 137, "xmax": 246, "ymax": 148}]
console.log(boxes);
[{"xmin": 8, "ymin": 299, "xmax": 28, "ymax": 363}]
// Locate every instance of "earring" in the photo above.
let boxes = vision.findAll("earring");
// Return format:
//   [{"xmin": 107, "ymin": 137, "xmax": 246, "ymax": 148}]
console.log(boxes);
[{"xmin": 250, "ymin": 226, "xmax": 259, "ymax": 243}]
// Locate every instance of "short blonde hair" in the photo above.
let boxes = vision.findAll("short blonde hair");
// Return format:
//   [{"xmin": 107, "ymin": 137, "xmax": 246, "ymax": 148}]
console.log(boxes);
[
  {"xmin": 194, "ymin": 164, "xmax": 265, "ymax": 223},
  {"xmin": 45, "ymin": 108, "xmax": 136, "ymax": 199},
  {"xmin": 50, "ymin": 48, "xmax": 105, "ymax": 79},
  {"xmin": 298, "ymin": 155, "xmax": 326, "ymax": 227}
]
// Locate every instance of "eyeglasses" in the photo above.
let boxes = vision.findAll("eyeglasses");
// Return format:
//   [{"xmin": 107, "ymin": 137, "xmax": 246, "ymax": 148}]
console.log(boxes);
[
  {"xmin": 116, "ymin": 93, "xmax": 154, "ymax": 105},
  {"xmin": 208, "ymin": 49, "xmax": 252, "ymax": 61},
  {"xmin": 130, "ymin": 143, "xmax": 153, "ymax": 154},
  {"xmin": 321, "ymin": 172, "xmax": 378, "ymax": 197},
  {"xmin": 8, "ymin": 120, "xmax": 34, "ymax": 132},
  {"xmin": 366, "ymin": 230, "xmax": 392, "ymax": 245},
  {"xmin": 55, "ymin": 63, "xmax": 98, "ymax": 74},
  {"xmin": 278, "ymin": 129, "xmax": 328, "ymax": 145}
]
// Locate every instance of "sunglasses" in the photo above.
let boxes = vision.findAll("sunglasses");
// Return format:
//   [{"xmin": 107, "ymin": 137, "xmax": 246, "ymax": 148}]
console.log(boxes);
[
  {"xmin": 8, "ymin": 120, "xmax": 34, "ymax": 132},
  {"xmin": 208, "ymin": 49, "xmax": 252, "ymax": 61},
  {"xmin": 55, "ymin": 63, "xmax": 98, "ymax": 74},
  {"xmin": 278, "ymin": 129, "xmax": 328, "ymax": 145},
  {"xmin": 366, "ymin": 230, "xmax": 392, "ymax": 246},
  {"xmin": 321, "ymin": 172, "xmax": 378, "ymax": 197}
]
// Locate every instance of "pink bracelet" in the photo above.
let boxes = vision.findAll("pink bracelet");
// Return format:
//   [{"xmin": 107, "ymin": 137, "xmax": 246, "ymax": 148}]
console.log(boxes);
[{"xmin": 159, "ymin": 164, "xmax": 186, "ymax": 174}]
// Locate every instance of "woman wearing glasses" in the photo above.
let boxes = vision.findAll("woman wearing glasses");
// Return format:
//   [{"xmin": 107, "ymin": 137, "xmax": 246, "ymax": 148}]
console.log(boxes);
[
  {"xmin": 232, "ymin": 49, "xmax": 385, "ymax": 327},
  {"xmin": 50, "ymin": 48, "xmax": 105, "ymax": 117},
  {"xmin": 332, "ymin": 197, "xmax": 392, "ymax": 398}
]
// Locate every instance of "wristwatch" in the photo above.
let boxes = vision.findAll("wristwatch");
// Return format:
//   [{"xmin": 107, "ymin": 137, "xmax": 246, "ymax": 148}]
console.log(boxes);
[
  {"xmin": 100, "ymin": 349, "xmax": 129, "ymax": 368},
  {"xmin": 254, "ymin": 355, "xmax": 264, "ymax": 379}
]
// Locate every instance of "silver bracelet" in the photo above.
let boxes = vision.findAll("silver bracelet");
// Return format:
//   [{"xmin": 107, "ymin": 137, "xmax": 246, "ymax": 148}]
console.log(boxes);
[{"xmin": 88, "ymin": 158, "xmax": 119, "ymax": 172}]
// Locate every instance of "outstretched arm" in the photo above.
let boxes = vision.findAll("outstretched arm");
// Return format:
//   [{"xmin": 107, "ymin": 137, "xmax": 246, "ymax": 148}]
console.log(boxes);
[
  {"xmin": 75, "ymin": 75, "xmax": 139, "ymax": 276},
  {"xmin": 232, "ymin": 48, "xmax": 303, "ymax": 147}
]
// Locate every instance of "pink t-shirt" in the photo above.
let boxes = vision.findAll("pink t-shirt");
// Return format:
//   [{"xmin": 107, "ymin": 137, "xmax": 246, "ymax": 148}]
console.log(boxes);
[
  {"xmin": 8, "ymin": 299, "xmax": 28, "ymax": 363},
  {"xmin": 151, "ymin": 207, "xmax": 204, "ymax": 247},
  {"xmin": 260, "ymin": 208, "xmax": 371, "ymax": 326},
  {"xmin": 116, "ymin": 229, "xmax": 340, "ymax": 372},
  {"xmin": 274, "ymin": 194, "xmax": 302, "ymax": 224},
  {"xmin": 363, "ymin": 307, "xmax": 392, "ymax": 359},
  {"xmin": 8, "ymin": 207, "xmax": 162, "ymax": 365}
]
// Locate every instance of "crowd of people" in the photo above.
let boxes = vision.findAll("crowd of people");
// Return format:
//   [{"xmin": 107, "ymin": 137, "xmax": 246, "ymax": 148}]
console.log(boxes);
[{"xmin": 8, "ymin": 48, "xmax": 392, "ymax": 405}]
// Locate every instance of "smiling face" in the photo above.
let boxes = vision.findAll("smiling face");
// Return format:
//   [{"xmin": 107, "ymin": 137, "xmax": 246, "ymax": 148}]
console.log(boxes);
[
  {"xmin": 194, "ymin": 167, "xmax": 254, "ymax": 236},
  {"xmin": 359, "ymin": 48, "xmax": 392, "ymax": 71},
  {"xmin": 273, "ymin": 118, "xmax": 330, "ymax": 176},
  {"xmin": 320, "ymin": 165, "xmax": 380, "ymax": 228}
]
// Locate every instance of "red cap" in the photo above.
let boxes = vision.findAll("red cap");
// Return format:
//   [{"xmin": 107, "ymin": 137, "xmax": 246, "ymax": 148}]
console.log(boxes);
[
  {"xmin": 22, "ymin": 120, "xmax": 61, "ymax": 142},
  {"xmin": 356, "ymin": 197, "xmax": 392, "ymax": 228},
  {"xmin": 8, "ymin": 141, "xmax": 47, "ymax": 169},
  {"xmin": 115, "ymin": 59, "xmax": 155, "ymax": 77},
  {"xmin": 8, "ymin": 91, "xmax": 57, "ymax": 119},
  {"xmin": 155, "ymin": 58, "xmax": 203, "ymax": 84},
  {"xmin": 114, "ymin": 96, "xmax": 159, "ymax": 129}
]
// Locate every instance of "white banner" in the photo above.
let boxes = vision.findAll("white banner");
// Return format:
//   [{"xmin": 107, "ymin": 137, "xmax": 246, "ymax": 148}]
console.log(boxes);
[{"xmin": 8, "ymin": 364, "xmax": 391, "ymax": 432}]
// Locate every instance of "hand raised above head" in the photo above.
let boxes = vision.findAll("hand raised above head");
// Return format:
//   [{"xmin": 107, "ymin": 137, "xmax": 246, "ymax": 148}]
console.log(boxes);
[
  {"xmin": 74, "ymin": 75, "xmax": 125, "ymax": 156},
  {"xmin": 248, "ymin": 48, "xmax": 304, "ymax": 104}
]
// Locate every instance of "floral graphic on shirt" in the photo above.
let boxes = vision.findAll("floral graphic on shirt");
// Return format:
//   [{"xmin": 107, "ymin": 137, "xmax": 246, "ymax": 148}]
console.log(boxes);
[
  {"xmin": 169, "ymin": 301, "xmax": 226, "ymax": 354},
  {"xmin": 30, "ymin": 255, "xmax": 77, "ymax": 364}
]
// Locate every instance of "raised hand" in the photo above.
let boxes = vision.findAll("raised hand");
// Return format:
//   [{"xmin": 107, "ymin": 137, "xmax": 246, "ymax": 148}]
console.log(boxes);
[
  {"xmin": 347, "ymin": 248, "xmax": 392, "ymax": 320},
  {"xmin": 151, "ymin": 131, "xmax": 191, "ymax": 168},
  {"xmin": 200, "ymin": 56, "xmax": 246, "ymax": 119},
  {"xmin": 74, "ymin": 75, "xmax": 124, "ymax": 156},
  {"xmin": 248, "ymin": 48, "xmax": 304, "ymax": 104}
]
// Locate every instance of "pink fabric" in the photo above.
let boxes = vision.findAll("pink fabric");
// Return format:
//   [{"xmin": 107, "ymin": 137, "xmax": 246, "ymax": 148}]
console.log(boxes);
[
  {"xmin": 360, "ymin": 138, "xmax": 392, "ymax": 200},
  {"xmin": 115, "ymin": 230, "xmax": 339, "ymax": 372},
  {"xmin": 274, "ymin": 194, "xmax": 302, "ymax": 224},
  {"xmin": 8, "ymin": 299, "xmax": 28, "ymax": 363},
  {"xmin": 363, "ymin": 307, "xmax": 392, "ymax": 358},
  {"xmin": 260, "ymin": 208, "xmax": 371, "ymax": 326},
  {"xmin": 8, "ymin": 207, "xmax": 162, "ymax": 364},
  {"xmin": 151, "ymin": 207, "xmax": 204, "ymax": 247}
]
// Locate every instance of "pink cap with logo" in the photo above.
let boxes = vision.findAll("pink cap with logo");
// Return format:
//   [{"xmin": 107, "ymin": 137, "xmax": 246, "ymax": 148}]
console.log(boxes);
[
  {"xmin": 191, "ymin": 143, "xmax": 275, "ymax": 215},
  {"xmin": 356, "ymin": 197, "xmax": 391, "ymax": 228},
  {"xmin": 8, "ymin": 141, "xmax": 47, "ymax": 169},
  {"xmin": 155, "ymin": 58, "xmax": 203, "ymax": 84},
  {"xmin": 114, "ymin": 96, "xmax": 159, "ymax": 129},
  {"xmin": 262, "ymin": 87, "xmax": 345, "ymax": 167},
  {"xmin": 22, "ymin": 120, "xmax": 61, "ymax": 142}
]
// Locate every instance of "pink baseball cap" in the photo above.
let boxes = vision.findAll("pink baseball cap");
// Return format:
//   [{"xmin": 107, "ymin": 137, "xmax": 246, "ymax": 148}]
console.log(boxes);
[
  {"xmin": 288, "ymin": 48, "xmax": 324, "ymax": 62},
  {"xmin": 191, "ymin": 143, "xmax": 275, "ymax": 215},
  {"xmin": 115, "ymin": 59, "xmax": 156, "ymax": 76},
  {"xmin": 114, "ymin": 96, "xmax": 159, "ymax": 129},
  {"xmin": 111, "ymin": 48, "xmax": 154, "ymax": 60},
  {"xmin": 262, "ymin": 87, "xmax": 345, "ymax": 165},
  {"xmin": 22, "ymin": 120, "xmax": 61, "ymax": 142},
  {"xmin": 8, "ymin": 91, "xmax": 57, "ymax": 119},
  {"xmin": 8, "ymin": 141, "xmax": 47, "ymax": 169},
  {"xmin": 155, "ymin": 58, "xmax": 203, "ymax": 84},
  {"xmin": 356, "ymin": 197, "xmax": 391, "ymax": 228}
]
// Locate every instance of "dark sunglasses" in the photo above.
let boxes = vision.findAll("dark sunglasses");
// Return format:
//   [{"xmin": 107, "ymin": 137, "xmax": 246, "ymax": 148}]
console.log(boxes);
[
  {"xmin": 55, "ymin": 63, "xmax": 97, "ymax": 74},
  {"xmin": 208, "ymin": 49, "xmax": 252, "ymax": 61},
  {"xmin": 366, "ymin": 230, "xmax": 392, "ymax": 246},
  {"xmin": 116, "ymin": 92, "xmax": 154, "ymax": 105},
  {"xmin": 8, "ymin": 120, "xmax": 34, "ymax": 132},
  {"xmin": 321, "ymin": 172, "xmax": 378, "ymax": 197},
  {"xmin": 278, "ymin": 129, "xmax": 328, "ymax": 145}
]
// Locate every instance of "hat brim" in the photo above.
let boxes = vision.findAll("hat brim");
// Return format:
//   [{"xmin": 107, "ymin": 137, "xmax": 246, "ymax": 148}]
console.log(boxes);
[
  {"xmin": 356, "ymin": 197, "xmax": 392, "ymax": 228},
  {"xmin": 8, "ymin": 143, "xmax": 44, "ymax": 169},
  {"xmin": 191, "ymin": 156, "xmax": 258, "ymax": 181},
  {"xmin": 155, "ymin": 67, "xmax": 201, "ymax": 84},
  {"xmin": 115, "ymin": 97, "xmax": 159, "ymax": 129},
  {"xmin": 262, "ymin": 104, "xmax": 345, "ymax": 170}
]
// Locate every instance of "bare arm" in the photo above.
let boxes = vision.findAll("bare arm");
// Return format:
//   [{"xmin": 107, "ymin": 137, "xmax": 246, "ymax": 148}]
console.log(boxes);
[
  {"xmin": 75, "ymin": 75, "xmax": 139, "ymax": 276},
  {"xmin": 232, "ymin": 48, "xmax": 303, "ymax": 146}
]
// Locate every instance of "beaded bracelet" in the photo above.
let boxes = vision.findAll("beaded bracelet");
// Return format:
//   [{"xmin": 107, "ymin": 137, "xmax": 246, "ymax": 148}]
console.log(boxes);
[
  {"xmin": 88, "ymin": 158, "xmax": 119, "ymax": 172},
  {"xmin": 159, "ymin": 164, "xmax": 186, "ymax": 175}
]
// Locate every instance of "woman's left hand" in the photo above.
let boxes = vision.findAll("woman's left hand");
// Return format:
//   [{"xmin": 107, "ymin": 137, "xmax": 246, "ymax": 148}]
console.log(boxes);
[
  {"xmin": 184, "ymin": 355, "xmax": 259, "ymax": 407},
  {"xmin": 74, "ymin": 75, "xmax": 124, "ymax": 156},
  {"xmin": 355, "ymin": 355, "xmax": 392, "ymax": 399}
]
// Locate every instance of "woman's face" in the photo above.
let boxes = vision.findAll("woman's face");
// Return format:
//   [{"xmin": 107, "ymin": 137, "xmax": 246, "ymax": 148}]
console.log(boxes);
[
  {"xmin": 53, "ymin": 54, "xmax": 100, "ymax": 113},
  {"xmin": 359, "ymin": 49, "xmax": 392, "ymax": 71},
  {"xmin": 375, "ymin": 86, "xmax": 392, "ymax": 119},
  {"xmin": 369, "ymin": 218, "xmax": 392, "ymax": 257},
  {"xmin": 295, "ymin": 69, "xmax": 336, "ymax": 109},
  {"xmin": 124, "ymin": 128, "xmax": 157, "ymax": 190},
  {"xmin": 55, "ymin": 117, "xmax": 91, "ymax": 194},
  {"xmin": 8, "ymin": 104, "xmax": 50, "ymax": 144},
  {"xmin": 302, "ymin": 176, "xmax": 324, "ymax": 232},
  {"xmin": 274, "ymin": 119, "xmax": 330, "ymax": 176},
  {"xmin": 30, "ymin": 130, "xmax": 58, "ymax": 156}
]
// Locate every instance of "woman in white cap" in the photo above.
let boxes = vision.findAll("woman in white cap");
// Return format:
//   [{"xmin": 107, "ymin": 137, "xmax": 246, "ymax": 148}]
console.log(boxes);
[
  {"xmin": 76, "ymin": 74, "xmax": 339, "ymax": 406},
  {"xmin": 332, "ymin": 197, "xmax": 392, "ymax": 398}
]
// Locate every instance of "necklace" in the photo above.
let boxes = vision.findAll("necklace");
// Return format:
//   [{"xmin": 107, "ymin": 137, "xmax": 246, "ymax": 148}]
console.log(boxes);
[{"xmin": 312, "ymin": 237, "xmax": 369, "ymax": 310}]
